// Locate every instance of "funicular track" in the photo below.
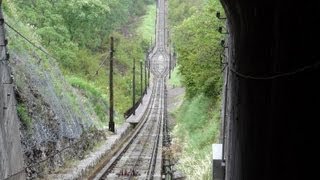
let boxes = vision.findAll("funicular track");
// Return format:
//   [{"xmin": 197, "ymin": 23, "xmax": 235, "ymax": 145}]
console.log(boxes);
[{"xmin": 91, "ymin": 0, "xmax": 170, "ymax": 179}]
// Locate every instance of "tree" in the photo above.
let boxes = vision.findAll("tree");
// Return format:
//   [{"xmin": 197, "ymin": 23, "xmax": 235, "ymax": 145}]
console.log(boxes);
[{"xmin": 172, "ymin": 0, "xmax": 224, "ymax": 98}]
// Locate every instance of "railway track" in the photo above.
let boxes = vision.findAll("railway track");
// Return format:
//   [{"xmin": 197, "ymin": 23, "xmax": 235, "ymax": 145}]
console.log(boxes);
[{"xmin": 91, "ymin": 0, "xmax": 170, "ymax": 179}]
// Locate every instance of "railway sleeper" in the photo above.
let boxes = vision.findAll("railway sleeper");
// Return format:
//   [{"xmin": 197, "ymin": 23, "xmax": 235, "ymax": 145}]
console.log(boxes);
[{"xmin": 116, "ymin": 169, "xmax": 141, "ymax": 177}]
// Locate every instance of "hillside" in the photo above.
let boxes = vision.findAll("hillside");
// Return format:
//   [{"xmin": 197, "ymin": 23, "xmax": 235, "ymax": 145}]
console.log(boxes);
[{"xmin": 2, "ymin": 0, "xmax": 155, "ymax": 178}]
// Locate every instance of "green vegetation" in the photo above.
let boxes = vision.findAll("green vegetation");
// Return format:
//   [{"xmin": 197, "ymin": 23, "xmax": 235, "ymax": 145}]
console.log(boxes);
[
  {"xmin": 4, "ymin": 0, "xmax": 224, "ymax": 178},
  {"xmin": 171, "ymin": 0, "xmax": 224, "ymax": 98},
  {"xmin": 173, "ymin": 95, "xmax": 221, "ymax": 179},
  {"xmin": 168, "ymin": 66, "xmax": 183, "ymax": 87},
  {"xmin": 67, "ymin": 76, "xmax": 109, "ymax": 122},
  {"xmin": 137, "ymin": 5, "xmax": 156, "ymax": 42},
  {"xmin": 3, "ymin": 0, "xmax": 156, "ymax": 125},
  {"xmin": 17, "ymin": 103, "xmax": 32, "ymax": 128},
  {"xmin": 169, "ymin": 0, "xmax": 205, "ymax": 26},
  {"xmin": 169, "ymin": 0, "xmax": 224, "ymax": 178}
]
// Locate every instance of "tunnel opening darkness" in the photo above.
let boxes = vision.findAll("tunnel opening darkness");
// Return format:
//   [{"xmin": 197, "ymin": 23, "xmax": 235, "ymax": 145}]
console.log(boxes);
[{"xmin": 220, "ymin": 1, "xmax": 320, "ymax": 179}]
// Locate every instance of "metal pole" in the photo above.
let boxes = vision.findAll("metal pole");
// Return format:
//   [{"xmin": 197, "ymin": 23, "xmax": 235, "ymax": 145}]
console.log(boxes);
[
  {"xmin": 148, "ymin": 57, "xmax": 150, "ymax": 88},
  {"xmin": 140, "ymin": 60, "xmax": 143, "ymax": 103},
  {"xmin": 169, "ymin": 48, "xmax": 171, "ymax": 79},
  {"xmin": 133, "ymin": 58, "xmax": 136, "ymax": 115},
  {"xmin": 145, "ymin": 57, "xmax": 147, "ymax": 94},
  {"xmin": 109, "ymin": 37, "xmax": 115, "ymax": 132}
]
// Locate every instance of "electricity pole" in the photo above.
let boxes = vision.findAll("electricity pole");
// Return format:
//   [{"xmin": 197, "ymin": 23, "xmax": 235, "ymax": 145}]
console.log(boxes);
[
  {"xmin": 132, "ymin": 58, "xmax": 136, "ymax": 115},
  {"xmin": 145, "ymin": 58, "xmax": 147, "ymax": 93},
  {"xmin": 140, "ymin": 60, "xmax": 143, "ymax": 103},
  {"xmin": 109, "ymin": 37, "xmax": 115, "ymax": 132},
  {"xmin": 169, "ymin": 48, "xmax": 171, "ymax": 79}
]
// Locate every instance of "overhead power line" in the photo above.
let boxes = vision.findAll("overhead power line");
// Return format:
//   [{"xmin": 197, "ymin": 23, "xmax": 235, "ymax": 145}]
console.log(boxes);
[{"xmin": 4, "ymin": 21, "xmax": 58, "ymax": 61}]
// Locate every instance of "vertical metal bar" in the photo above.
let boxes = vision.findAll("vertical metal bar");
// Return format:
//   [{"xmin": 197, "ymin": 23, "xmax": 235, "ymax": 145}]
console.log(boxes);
[
  {"xmin": 169, "ymin": 48, "xmax": 171, "ymax": 79},
  {"xmin": 109, "ymin": 37, "xmax": 115, "ymax": 132},
  {"xmin": 148, "ymin": 56, "xmax": 151, "ymax": 88},
  {"xmin": 145, "ymin": 57, "xmax": 147, "ymax": 94},
  {"xmin": 133, "ymin": 58, "xmax": 136, "ymax": 115},
  {"xmin": 140, "ymin": 60, "xmax": 143, "ymax": 103}
]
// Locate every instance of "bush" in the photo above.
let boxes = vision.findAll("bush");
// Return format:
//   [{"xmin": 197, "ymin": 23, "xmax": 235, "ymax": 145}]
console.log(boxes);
[
  {"xmin": 17, "ymin": 103, "xmax": 32, "ymax": 128},
  {"xmin": 173, "ymin": 94, "xmax": 221, "ymax": 179}
]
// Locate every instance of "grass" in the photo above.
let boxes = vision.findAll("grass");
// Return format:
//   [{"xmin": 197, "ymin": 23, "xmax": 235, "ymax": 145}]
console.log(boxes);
[
  {"xmin": 168, "ymin": 66, "xmax": 183, "ymax": 87},
  {"xmin": 5, "ymin": 0, "xmax": 157, "ymax": 130},
  {"xmin": 67, "ymin": 76, "xmax": 109, "ymax": 123},
  {"xmin": 137, "ymin": 5, "xmax": 156, "ymax": 43},
  {"xmin": 17, "ymin": 103, "xmax": 32, "ymax": 129},
  {"xmin": 67, "ymin": 76, "xmax": 108, "ymax": 100},
  {"xmin": 173, "ymin": 94, "xmax": 221, "ymax": 180}
]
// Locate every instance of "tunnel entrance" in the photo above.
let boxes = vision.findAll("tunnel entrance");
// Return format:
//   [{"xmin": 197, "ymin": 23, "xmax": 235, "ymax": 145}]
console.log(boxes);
[{"xmin": 220, "ymin": 1, "xmax": 320, "ymax": 179}]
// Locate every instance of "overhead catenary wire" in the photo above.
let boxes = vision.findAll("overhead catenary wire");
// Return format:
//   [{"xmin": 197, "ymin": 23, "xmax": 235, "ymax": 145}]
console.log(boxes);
[
  {"xmin": 2, "ymin": 8, "xmax": 157, "ymax": 180},
  {"xmin": 2, "ymin": 21, "xmax": 102, "ymax": 179},
  {"xmin": 92, "ymin": 54, "xmax": 110, "ymax": 77},
  {"xmin": 5, "ymin": 21, "xmax": 111, "ymax": 78},
  {"xmin": 9, "ymin": 4, "xmax": 319, "ymax": 178},
  {"xmin": 4, "ymin": 21, "xmax": 59, "ymax": 61}
]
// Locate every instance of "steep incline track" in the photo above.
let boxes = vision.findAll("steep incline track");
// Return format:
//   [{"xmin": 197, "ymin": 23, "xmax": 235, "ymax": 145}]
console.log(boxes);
[{"xmin": 91, "ymin": 0, "xmax": 169, "ymax": 179}]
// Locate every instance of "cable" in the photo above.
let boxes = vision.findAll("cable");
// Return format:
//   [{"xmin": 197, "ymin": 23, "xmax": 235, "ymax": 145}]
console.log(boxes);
[
  {"xmin": 5, "ymin": 21, "xmax": 114, "ymax": 78},
  {"xmin": 92, "ymin": 54, "xmax": 110, "ymax": 77},
  {"xmin": 2, "ymin": 20, "xmax": 117, "ymax": 179},
  {"xmin": 228, "ymin": 61, "xmax": 320, "ymax": 80},
  {"xmin": 4, "ymin": 21, "xmax": 58, "ymax": 61},
  {"xmin": 3, "ymin": 169, "xmax": 24, "ymax": 180},
  {"xmin": 2, "ymin": 22, "xmax": 102, "ymax": 180}
]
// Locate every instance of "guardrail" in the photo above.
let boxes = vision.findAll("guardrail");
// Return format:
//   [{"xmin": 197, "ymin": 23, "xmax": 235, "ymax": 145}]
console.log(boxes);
[{"xmin": 123, "ymin": 89, "xmax": 147, "ymax": 119}]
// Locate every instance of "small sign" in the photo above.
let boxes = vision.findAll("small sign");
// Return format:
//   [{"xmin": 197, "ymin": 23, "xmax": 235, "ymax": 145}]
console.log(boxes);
[{"xmin": 212, "ymin": 144, "xmax": 224, "ymax": 180}]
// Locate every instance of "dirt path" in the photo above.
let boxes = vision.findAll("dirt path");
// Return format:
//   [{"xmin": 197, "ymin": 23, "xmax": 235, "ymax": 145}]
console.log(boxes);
[
  {"xmin": 166, "ymin": 83, "xmax": 186, "ymax": 179},
  {"xmin": 167, "ymin": 84, "xmax": 185, "ymax": 127}
]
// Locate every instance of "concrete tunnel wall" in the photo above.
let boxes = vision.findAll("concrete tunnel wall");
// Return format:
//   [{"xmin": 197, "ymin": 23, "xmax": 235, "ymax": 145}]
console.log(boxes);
[
  {"xmin": 220, "ymin": 0, "xmax": 320, "ymax": 179},
  {"xmin": 1, "ymin": 3, "xmax": 25, "ymax": 179}
]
